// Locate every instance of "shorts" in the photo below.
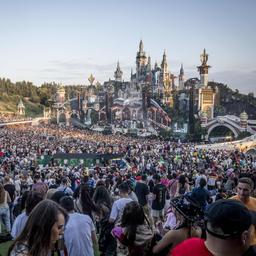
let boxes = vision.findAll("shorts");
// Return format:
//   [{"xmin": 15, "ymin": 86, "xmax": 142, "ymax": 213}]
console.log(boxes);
[{"xmin": 151, "ymin": 209, "xmax": 164, "ymax": 218}]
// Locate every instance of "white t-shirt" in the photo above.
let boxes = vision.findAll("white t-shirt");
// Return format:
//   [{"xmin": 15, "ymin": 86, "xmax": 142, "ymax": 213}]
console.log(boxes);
[
  {"xmin": 195, "ymin": 175, "xmax": 207, "ymax": 188},
  {"xmin": 11, "ymin": 212, "xmax": 28, "ymax": 239},
  {"xmin": 64, "ymin": 213, "xmax": 95, "ymax": 256},
  {"xmin": 110, "ymin": 197, "xmax": 133, "ymax": 225}
]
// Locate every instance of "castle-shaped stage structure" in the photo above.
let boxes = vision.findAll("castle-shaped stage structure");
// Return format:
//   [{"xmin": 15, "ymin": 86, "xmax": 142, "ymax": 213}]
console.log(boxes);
[{"xmin": 52, "ymin": 41, "xmax": 215, "ymax": 131}]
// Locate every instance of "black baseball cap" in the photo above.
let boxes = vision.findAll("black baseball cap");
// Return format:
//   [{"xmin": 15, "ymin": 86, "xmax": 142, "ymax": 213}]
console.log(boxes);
[
  {"xmin": 205, "ymin": 199, "xmax": 256, "ymax": 239},
  {"xmin": 170, "ymin": 195, "xmax": 204, "ymax": 223}
]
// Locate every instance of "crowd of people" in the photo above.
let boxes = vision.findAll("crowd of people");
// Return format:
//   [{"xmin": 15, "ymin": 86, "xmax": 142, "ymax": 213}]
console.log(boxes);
[
  {"xmin": 0, "ymin": 113, "xmax": 32, "ymax": 124},
  {"xmin": 0, "ymin": 123, "xmax": 256, "ymax": 255}
]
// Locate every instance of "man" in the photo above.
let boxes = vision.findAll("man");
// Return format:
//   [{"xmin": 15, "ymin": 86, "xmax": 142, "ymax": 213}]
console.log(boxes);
[
  {"xmin": 11, "ymin": 191, "xmax": 43, "ymax": 239},
  {"xmin": 109, "ymin": 182, "xmax": 133, "ymax": 225},
  {"xmin": 57, "ymin": 177, "xmax": 73, "ymax": 196},
  {"xmin": 231, "ymin": 177, "xmax": 256, "ymax": 245},
  {"xmin": 191, "ymin": 178, "xmax": 211, "ymax": 209},
  {"xmin": 31, "ymin": 173, "xmax": 48, "ymax": 198},
  {"xmin": 60, "ymin": 196, "xmax": 97, "ymax": 256},
  {"xmin": 109, "ymin": 182, "xmax": 133, "ymax": 255},
  {"xmin": 152, "ymin": 174, "xmax": 167, "ymax": 225},
  {"xmin": 171, "ymin": 199, "xmax": 256, "ymax": 256},
  {"xmin": 135, "ymin": 174, "xmax": 153, "ymax": 226},
  {"xmin": 195, "ymin": 169, "xmax": 207, "ymax": 188}
]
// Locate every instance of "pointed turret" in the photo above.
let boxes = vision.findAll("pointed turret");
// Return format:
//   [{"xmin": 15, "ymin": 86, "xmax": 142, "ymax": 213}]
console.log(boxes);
[
  {"xmin": 197, "ymin": 48, "xmax": 211, "ymax": 87},
  {"xmin": 147, "ymin": 55, "xmax": 151, "ymax": 72},
  {"xmin": 154, "ymin": 61, "xmax": 158, "ymax": 70},
  {"xmin": 139, "ymin": 39, "xmax": 144, "ymax": 53},
  {"xmin": 114, "ymin": 61, "xmax": 123, "ymax": 82},
  {"xmin": 180, "ymin": 63, "xmax": 184, "ymax": 76},
  {"xmin": 56, "ymin": 84, "xmax": 66, "ymax": 104},
  {"xmin": 17, "ymin": 99, "xmax": 25, "ymax": 115},
  {"xmin": 161, "ymin": 50, "xmax": 168, "ymax": 73},
  {"xmin": 130, "ymin": 68, "xmax": 133, "ymax": 80},
  {"xmin": 136, "ymin": 40, "xmax": 147, "ymax": 79},
  {"xmin": 178, "ymin": 63, "xmax": 185, "ymax": 90}
]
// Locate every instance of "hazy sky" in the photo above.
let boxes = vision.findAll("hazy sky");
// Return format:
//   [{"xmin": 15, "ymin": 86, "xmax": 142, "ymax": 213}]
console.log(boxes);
[{"xmin": 0, "ymin": 0, "xmax": 255, "ymax": 93}]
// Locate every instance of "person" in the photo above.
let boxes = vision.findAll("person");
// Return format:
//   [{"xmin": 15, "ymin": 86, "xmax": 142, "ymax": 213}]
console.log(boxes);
[
  {"xmin": 231, "ymin": 177, "xmax": 256, "ymax": 245},
  {"xmin": 153, "ymin": 195, "xmax": 204, "ymax": 255},
  {"xmin": 190, "ymin": 178, "xmax": 211, "ymax": 209},
  {"xmin": 57, "ymin": 177, "xmax": 73, "ymax": 196},
  {"xmin": 59, "ymin": 196, "xmax": 97, "ymax": 256},
  {"xmin": 0, "ymin": 183, "xmax": 11, "ymax": 233},
  {"xmin": 126, "ymin": 181, "xmax": 138, "ymax": 202},
  {"xmin": 8, "ymin": 199, "xmax": 68, "ymax": 256},
  {"xmin": 74, "ymin": 184, "xmax": 99, "ymax": 221},
  {"xmin": 3, "ymin": 176, "xmax": 16, "ymax": 224},
  {"xmin": 171, "ymin": 199, "xmax": 256, "ymax": 256},
  {"xmin": 11, "ymin": 191, "xmax": 43, "ymax": 239},
  {"xmin": 109, "ymin": 182, "xmax": 133, "ymax": 226},
  {"xmin": 175, "ymin": 175, "xmax": 189, "ymax": 197},
  {"xmin": 112, "ymin": 201, "xmax": 153, "ymax": 256},
  {"xmin": 135, "ymin": 174, "xmax": 153, "ymax": 227},
  {"xmin": 168, "ymin": 173, "xmax": 178, "ymax": 200},
  {"xmin": 195, "ymin": 170, "xmax": 207, "ymax": 188},
  {"xmin": 152, "ymin": 174, "xmax": 167, "ymax": 225},
  {"xmin": 31, "ymin": 173, "xmax": 48, "ymax": 198},
  {"xmin": 109, "ymin": 182, "xmax": 133, "ymax": 256},
  {"xmin": 93, "ymin": 185, "xmax": 116, "ymax": 256}
]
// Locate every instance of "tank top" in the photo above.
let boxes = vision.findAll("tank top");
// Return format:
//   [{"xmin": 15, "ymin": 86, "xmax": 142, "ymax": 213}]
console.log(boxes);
[{"xmin": 0, "ymin": 191, "xmax": 8, "ymax": 208}]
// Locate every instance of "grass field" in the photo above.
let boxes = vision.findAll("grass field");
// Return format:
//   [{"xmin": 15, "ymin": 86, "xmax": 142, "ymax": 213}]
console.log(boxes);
[{"xmin": 0, "ymin": 240, "xmax": 12, "ymax": 256}]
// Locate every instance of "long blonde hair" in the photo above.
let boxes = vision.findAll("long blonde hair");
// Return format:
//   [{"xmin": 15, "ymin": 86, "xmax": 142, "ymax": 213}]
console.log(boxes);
[{"xmin": 0, "ymin": 184, "xmax": 6, "ymax": 203}]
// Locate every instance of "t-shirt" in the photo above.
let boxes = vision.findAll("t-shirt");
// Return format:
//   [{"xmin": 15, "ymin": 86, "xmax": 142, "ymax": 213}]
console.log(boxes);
[
  {"xmin": 170, "ymin": 238, "xmax": 213, "ymax": 256},
  {"xmin": 11, "ymin": 212, "xmax": 28, "ymax": 239},
  {"xmin": 171, "ymin": 238, "xmax": 256, "ymax": 256},
  {"xmin": 191, "ymin": 187, "xmax": 210, "ymax": 208},
  {"xmin": 231, "ymin": 195, "xmax": 256, "ymax": 245},
  {"xmin": 110, "ymin": 197, "xmax": 133, "ymax": 225},
  {"xmin": 64, "ymin": 212, "xmax": 96, "ymax": 256},
  {"xmin": 135, "ymin": 182, "xmax": 149, "ymax": 206},
  {"xmin": 152, "ymin": 183, "xmax": 167, "ymax": 210}
]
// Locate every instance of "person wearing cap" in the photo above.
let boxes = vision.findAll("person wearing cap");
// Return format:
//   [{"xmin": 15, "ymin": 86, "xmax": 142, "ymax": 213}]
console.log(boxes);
[
  {"xmin": 171, "ymin": 199, "xmax": 256, "ymax": 256},
  {"xmin": 153, "ymin": 195, "xmax": 203, "ymax": 255},
  {"xmin": 231, "ymin": 177, "xmax": 256, "ymax": 245}
]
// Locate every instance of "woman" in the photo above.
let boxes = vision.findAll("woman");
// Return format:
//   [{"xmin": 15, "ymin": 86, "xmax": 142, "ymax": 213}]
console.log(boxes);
[
  {"xmin": 93, "ymin": 185, "xmax": 115, "ymax": 256},
  {"xmin": 92, "ymin": 185, "xmax": 113, "ymax": 216},
  {"xmin": 175, "ymin": 175, "xmax": 190, "ymax": 197},
  {"xmin": 8, "ymin": 199, "xmax": 68, "ymax": 256},
  {"xmin": 0, "ymin": 183, "xmax": 11, "ymax": 233},
  {"xmin": 152, "ymin": 195, "xmax": 204, "ymax": 255},
  {"xmin": 112, "ymin": 201, "xmax": 153, "ymax": 256},
  {"xmin": 74, "ymin": 184, "xmax": 99, "ymax": 221}
]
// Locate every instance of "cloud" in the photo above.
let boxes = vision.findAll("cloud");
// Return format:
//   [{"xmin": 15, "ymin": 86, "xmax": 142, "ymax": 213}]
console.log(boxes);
[
  {"xmin": 49, "ymin": 60, "xmax": 116, "ymax": 72},
  {"xmin": 210, "ymin": 70, "xmax": 256, "ymax": 94},
  {"xmin": 37, "ymin": 59, "xmax": 134, "ymax": 84}
]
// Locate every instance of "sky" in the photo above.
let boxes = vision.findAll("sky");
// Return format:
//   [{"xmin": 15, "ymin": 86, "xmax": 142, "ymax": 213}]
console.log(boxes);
[{"xmin": 0, "ymin": 0, "xmax": 255, "ymax": 94}]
